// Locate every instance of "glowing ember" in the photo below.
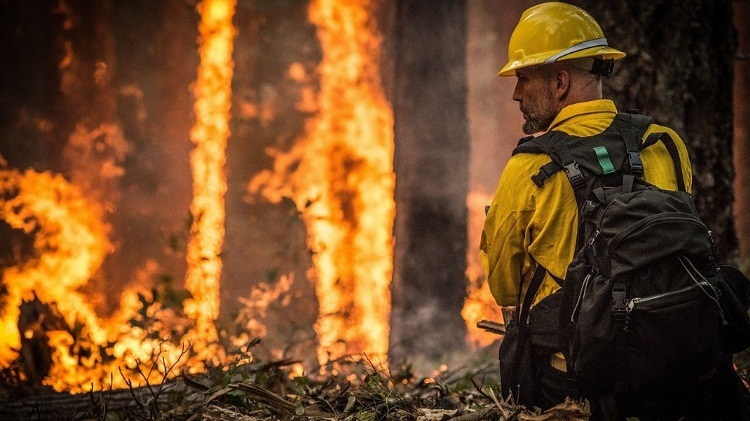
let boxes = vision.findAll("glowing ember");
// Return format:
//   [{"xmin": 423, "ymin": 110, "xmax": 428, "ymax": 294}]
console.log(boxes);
[
  {"xmin": 183, "ymin": 0, "xmax": 237, "ymax": 354},
  {"xmin": 250, "ymin": 0, "xmax": 395, "ymax": 362}
]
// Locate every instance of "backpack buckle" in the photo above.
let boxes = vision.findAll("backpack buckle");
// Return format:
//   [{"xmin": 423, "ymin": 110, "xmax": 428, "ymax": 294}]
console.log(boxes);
[
  {"xmin": 582, "ymin": 200, "xmax": 598, "ymax": 216},
  {"xmin": 612, "ymin": 285, "xmax": 627, "ymax": 322},
  {"xmin": 628, "ymin": 152, "xmax": 644, "ymax": 176},
  {"xmin": 564, "ymin": 162, "xmax": 585, "ymax": 190}
]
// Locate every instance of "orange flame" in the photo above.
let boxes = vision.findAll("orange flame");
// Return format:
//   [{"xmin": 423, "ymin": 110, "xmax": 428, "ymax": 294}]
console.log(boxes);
[
  {"xmin": 0, "ymin": 169, "xmax": 110, "ymax": 367},
  {"xmin": 0, "ymin": 169, "xmax": 199, "ymax": 392},
  {"xmin": 183, "ymin": 0, "xmax": 237, "ymax": 355},
  {"xmin": 463, "ymin": 192, "xmax": 504, "ymax": 348},
  {"xmin": 250, "ymin": 0, "xmax": 394, "ymax": 363},
  {"xmin": 0, "ymin": 0, "xmax": 240, "ymax": 392}
]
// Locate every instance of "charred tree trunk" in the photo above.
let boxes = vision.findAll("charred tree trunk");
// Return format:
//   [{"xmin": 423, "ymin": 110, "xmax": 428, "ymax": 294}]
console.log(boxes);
[
  {"xmin": 572, "ymin": 0, "xmax": 738, "ymax": 262},
  {"xmin": 104, "ymin": 0, "xmax": 198, "ymax": 308},
  {"xmin": 17, "ymin": 295, "xmax": 70, "ymax": 389},
  {"xmin": 389, "ymin": 0, "xmax": 470, "ymax": 365},
  {"xmin": 734, "ymin": 0, "xmax": 750, "ymax": 272}
]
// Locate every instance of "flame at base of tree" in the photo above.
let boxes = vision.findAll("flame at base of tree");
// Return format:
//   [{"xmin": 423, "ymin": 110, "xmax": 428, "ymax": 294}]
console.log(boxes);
[
  {"xmin": 0, "ymin": 169, "xmax": 110, "ymax": 368},
  {"xmin": 0, "ymin": 168, "xmax": 222, "ymax": 392}
]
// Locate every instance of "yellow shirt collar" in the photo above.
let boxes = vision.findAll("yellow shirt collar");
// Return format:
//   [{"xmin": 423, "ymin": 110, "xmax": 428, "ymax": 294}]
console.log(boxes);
[{"xmin": 547, "ymin": 99, "xmax": 618, "ymax": 131}]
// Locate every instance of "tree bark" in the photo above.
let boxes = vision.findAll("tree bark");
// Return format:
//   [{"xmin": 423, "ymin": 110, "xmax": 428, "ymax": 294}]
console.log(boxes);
[
  {"xmin": 389, "ymin": 0, "xmax": 470, "ymax": 365},
  {"xmin": 734, "ymin": 0, "xmax": 750, "ymax": 272},
  {"xmin": 572, "ymin": 0, "xmax": 738, "ymax": 261},
  {"xmin": 102, "ymin": 0, "xmax": 199, "ymax": 309},
  {"xmin": 0, "ymin": 0, "xmax": 66, "ymax": 171}
]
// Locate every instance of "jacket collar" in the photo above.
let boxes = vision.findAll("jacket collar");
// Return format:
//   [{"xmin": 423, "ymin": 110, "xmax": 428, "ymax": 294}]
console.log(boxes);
[{"xmin": 547, "ymin": 99, "xmax": 618, "ymax": 131}]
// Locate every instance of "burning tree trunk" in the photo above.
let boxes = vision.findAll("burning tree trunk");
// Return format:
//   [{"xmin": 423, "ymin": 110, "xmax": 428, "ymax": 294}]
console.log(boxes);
[
  {"xmin": 105, "ymin": 0, "xmax": 198, "ymax": 308},
  {"xmin": 389, "ymin": 0, "xmax": 470, "ymax": 365},
  {"xmin": 17, "ymin": 294, "xmax": 70, "ymax": 388},
  {"xmin": 572, "ymin": 0, "xmax": 737, "ymax": 261}
]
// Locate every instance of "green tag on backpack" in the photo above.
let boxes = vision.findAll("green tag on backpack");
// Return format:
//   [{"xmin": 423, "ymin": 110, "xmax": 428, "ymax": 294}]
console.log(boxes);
[{"xmin": 593, "ymin": 145, "xmax": 615, "ymax": 175}]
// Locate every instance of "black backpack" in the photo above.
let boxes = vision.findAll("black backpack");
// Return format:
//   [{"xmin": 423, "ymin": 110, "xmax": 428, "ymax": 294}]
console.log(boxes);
[{"xmin": 511, "ymin": 112, "xmax": 750, "ymax": 401}]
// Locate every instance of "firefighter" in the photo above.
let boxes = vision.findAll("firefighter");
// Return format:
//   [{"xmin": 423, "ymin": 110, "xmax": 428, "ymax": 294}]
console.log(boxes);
[{"xmin": 480, "ymin": 1, "xmax": 696, "ymax": 415}]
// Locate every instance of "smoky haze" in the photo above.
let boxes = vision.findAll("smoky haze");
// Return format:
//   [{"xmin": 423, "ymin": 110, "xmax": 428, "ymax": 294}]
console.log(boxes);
[{"xmin": 0, "ymin": 0, "xmax": 530, "ymax": 367}]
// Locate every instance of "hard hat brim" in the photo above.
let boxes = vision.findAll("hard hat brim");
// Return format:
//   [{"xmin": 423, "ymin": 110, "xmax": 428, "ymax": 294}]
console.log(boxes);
[{"xmin": 497, "ymin": 46, "xmax": 626, "ymax": 77}]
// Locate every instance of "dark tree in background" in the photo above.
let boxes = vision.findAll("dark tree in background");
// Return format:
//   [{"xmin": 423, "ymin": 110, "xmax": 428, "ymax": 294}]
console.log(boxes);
[
  {"xmin": 388, "ymin": 0, "xmax": 470, "ymax": 365},
  {"xmin": 734, "ymin": 0, "xmax": 750, "ymax": 271},
  {"xmin": 572, "ymin": 0, "xmax": 738, "ymax": 261}
]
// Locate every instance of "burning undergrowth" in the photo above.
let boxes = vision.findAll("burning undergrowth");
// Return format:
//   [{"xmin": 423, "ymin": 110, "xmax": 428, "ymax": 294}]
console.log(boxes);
[
  {"xmin": 0, "ymin": 336, "xmax": 588, "ymax": 421},
  {"xmin": 0, "ymin": 275, "xmax": 590, "ymax": 420}
]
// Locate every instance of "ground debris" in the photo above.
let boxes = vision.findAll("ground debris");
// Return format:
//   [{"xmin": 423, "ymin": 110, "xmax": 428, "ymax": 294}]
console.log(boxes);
[
  {"xmin": 0, "ymin": 355, "xmax": 586, "ymax": 420},
  {"xmin": 518, "ymin": 399, "xmax": 590, "ymax": 421}
]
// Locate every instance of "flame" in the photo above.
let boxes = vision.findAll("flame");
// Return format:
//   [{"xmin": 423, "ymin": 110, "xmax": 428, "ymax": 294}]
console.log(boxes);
[
  {"xmin": 250, "ymin": 0, "xmax": 394, "ymax": 362},
  {"xmin": 462, "ymin": 191, "xmax": 503, "ymax": 348},
  {"xmin": 0, "ymin": 0, "xmax": 240, "ymax": 392},
  {"xmin": 183, "ymin": 0, "xmax": 237, "ymax": 355},
  {"xmin": 233, "ymin": 274, "xmax": 294, "ymax": 355},
  {"xmin": 0, "ymin": 168, "xmax": 216, "ymax": 392},
  {"xmin": 0, "ymin": 169, "xmax": 110, "ymax": 366}
]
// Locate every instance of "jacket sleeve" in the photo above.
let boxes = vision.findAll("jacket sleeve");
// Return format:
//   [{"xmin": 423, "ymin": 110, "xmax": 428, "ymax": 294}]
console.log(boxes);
[{"xmin": 480, "ymin": 153, "xmax": 578, "ymax": 307}]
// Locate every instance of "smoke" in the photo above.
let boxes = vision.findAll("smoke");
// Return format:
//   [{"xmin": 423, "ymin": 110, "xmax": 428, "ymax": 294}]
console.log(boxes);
[{"xmin": 0, "ymin": 0, "xmax": 533, "ymax": 372}]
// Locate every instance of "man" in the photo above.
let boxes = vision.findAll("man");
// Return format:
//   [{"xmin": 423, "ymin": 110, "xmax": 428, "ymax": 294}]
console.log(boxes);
[{"xmin": 479, "ymin": 1, "xmax": 719, "ymax": 417}]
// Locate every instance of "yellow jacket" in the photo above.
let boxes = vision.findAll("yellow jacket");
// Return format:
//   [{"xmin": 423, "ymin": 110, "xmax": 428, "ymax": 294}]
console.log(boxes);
[{"xmin": 480, "ymin": 100, "xmax": 693, "ymax": 306}]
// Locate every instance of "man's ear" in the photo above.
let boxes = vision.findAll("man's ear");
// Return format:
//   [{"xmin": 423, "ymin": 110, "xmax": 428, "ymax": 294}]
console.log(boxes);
[{"xmin": 553, "ymin": 69, "xmax": 571, "ymax": 100}]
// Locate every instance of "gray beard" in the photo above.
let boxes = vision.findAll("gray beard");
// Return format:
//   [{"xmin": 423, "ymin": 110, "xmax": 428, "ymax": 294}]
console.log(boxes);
[
  {"xmin": 520, "ymin": 97, "xmax": 556, "ymax": 134},
  {"xmin": 522, "ymin": 114, "xmax": 554, "ymax": 135}
]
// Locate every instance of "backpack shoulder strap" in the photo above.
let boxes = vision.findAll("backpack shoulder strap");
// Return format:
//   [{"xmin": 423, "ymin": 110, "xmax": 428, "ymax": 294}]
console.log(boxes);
[
  {"xmin": 642, "ymin": 131, "xmax": 688, "ymax": 192},
  {"xmin": 611, "ymin": 112, "xmax": 653, "ymax": 177},
  {"xmin": 512, "ymin": 131, "xmax": 585, "ymax": 191},
  {"xmin": 611, "ymin": 112, "xmax": 687, "ymax": 192},
  {"xmin": 516, "ymin": 265, "xmax": 549, "ymax": 325}
]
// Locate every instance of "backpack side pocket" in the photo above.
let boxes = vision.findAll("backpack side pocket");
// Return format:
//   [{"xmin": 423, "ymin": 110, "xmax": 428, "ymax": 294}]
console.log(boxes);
[
  {"xmin": 714, "ymin": 265, "xmax": 750, "ymax": 353},
  {"xmin": 624, "ymin": 281, "xmax": 722, "ymax": 394}
]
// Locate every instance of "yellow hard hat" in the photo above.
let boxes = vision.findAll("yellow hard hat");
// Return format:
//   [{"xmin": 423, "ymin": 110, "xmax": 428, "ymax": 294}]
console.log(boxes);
[{"xmin": 498, "ymin": 2, "xmax": 626, "ymax": 76}]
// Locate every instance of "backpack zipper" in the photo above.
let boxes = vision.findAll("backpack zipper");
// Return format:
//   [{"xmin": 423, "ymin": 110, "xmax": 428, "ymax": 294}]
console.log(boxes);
[
  {"xmin": 625, "ymin": 283, "xmax": 707, "ymax": 311},
  {"xmin": 608, "ymin": 213, "xmax": 707, "ymax": 251},
  {"xmin": 624, "ymin": 281, "xmax": 724, "ymax": 329}
]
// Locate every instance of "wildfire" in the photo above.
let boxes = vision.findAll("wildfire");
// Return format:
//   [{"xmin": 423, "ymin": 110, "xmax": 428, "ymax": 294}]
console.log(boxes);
[
  {"xmin": 0, "ymin": 0, "xmax": 507, "ymax": 395},
  {"xmin": 0, "ymin": 169, "xmax": 191, "ymax": 391},
  {"xmin": 183, "ymin": 0, "xmax": 237, "ymax": 356},
  {"xmin": 249, "ymin": 0, "xmax": 395, "ymax": 363},
  {"xmin": 0, "ymin": 0, "xmax": 240, "ymax": 392}
]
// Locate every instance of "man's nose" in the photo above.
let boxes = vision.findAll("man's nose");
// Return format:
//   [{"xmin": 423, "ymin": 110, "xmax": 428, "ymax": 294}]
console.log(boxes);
[{"xmin": 512, "ymin": 82, "xmax": 522, "ymax": 102}]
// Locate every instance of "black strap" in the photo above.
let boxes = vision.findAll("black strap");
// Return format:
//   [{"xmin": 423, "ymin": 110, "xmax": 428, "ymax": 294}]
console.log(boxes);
[
  {"xmin": 517, "ymin": 132, "xmax": 570, "ymax": 189},
  {"xmin": 524, "ymin": 131, "xmax": 586, "ymax": 193},
  {"xmin": 516, "ymin": 265, "xmax": 549, "ymax": 325},
  {"xmin": 615, "ymin": 113, "xmax": 650, "ymax": 177},
  {"xmin": 531, "ymin": 161, "xmax": 563, "ymax": 188},
  {"xmin": 507, "ymin": 264, "xmax": 549, "ymax": 400},
  {"xmin": 613, "ymin": 279, "xmax": 629, "ymax": 396},
  {"xmin": 643, "ymin": 132, "xmax": 687, "ymax": 192}
]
